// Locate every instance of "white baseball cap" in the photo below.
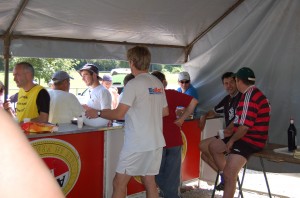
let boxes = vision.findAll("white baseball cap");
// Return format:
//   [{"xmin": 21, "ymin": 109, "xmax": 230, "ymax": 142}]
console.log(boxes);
[{"xmin": 178, "ymin": 71, "xmax": 190, "ymax": 81}]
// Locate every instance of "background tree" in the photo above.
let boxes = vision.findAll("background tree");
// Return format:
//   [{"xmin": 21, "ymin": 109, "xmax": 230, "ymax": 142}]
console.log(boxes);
[
  {"xmin": 150, "ymin": 64, "xmax": 162, "ymax": 72},
  {"xmin": 10, "ymin": 57, "xmax": 78, "ymax": 84}
]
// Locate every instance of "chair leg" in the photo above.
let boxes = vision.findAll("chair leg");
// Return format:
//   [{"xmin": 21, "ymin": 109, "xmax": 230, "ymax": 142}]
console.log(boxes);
[
  {"xmin": 237, "ymin": 164, "xmax": 247, "ymax": 198},
  {"xmin": 211, "ymin": 171, "xmax": 220, "ymax": 198},
  {"xmin": 259, "ymin": 157, "xmax": 272, "ymax": 198},
  {"xmin": 237, "ymin": 177, "xmax": 244, "ymax": 198}
]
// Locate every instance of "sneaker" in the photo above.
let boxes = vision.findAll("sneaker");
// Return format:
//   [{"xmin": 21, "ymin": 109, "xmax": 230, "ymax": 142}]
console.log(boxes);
[{"xmin": 215, "ymin": 182, "xmax": 225, "ymax": 191}]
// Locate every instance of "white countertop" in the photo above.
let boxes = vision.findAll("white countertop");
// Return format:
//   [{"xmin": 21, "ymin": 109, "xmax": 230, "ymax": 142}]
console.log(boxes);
[{"xmin": 26, "ymin": 123, "xmax": 123, "ymax": 138}]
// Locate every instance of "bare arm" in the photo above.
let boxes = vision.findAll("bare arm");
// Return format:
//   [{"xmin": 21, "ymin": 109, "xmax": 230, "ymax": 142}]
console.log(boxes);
[
  {"xmin": 85, "ymin": 103, "xmax": 130, "ymax": 121},
  {"xmin": 0, "ymin": 109, "xmax": 64, "ymax": 198},
  {"xmin": 31, "ymin": 112, "xmax": 49, "ymax": 123},
  {"xmin": 226, "ymin": 125, "xmax": 249, "ymax": 152},
  {"xmin": 174, "ymin": 98, "xmax": 198, "ymax": 127},
  {"xmin": 163, "ymin": 106, "xmax": 169, "ymax": 117},
  {"xmin": 198, "ymin": 110, "xmax": 217, "ymax": 131},
  {"xmin": 223, "ymin": 122, "xmax": 234, "ymax": 138}
]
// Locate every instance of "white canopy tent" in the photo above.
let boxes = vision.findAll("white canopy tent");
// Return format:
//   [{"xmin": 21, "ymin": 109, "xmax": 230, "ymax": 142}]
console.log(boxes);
[
  {"xmin": 1, "ymin": 0, "xmax": 299, "ymax": 146},
  {"xmin": 0, "ymin": 0, "xmax": 240, "ymax": 63}
]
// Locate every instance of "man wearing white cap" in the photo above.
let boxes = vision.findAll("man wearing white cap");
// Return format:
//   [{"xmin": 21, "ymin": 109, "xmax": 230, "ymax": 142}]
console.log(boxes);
[
  {"xmin": 48, "ymin": 71, "xmax": 83, "ymax": 124},
  {"xmin": 177, "ymin": 71, "xmax": 199, "ymax": 116},
  {"xmin": 177, "ymin": 71, "xmax": 199, "ymax": 100}
]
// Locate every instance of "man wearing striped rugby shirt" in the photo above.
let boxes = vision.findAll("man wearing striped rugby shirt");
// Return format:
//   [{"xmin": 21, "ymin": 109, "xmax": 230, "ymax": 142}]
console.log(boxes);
[{"xmin": 210, "ymin": 67, "xmax": 271, "ymax": 198}]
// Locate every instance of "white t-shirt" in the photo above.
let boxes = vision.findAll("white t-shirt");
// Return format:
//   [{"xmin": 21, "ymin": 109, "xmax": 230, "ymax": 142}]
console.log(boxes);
[
  {"xmin": 83, "ymin": 84, "xmax": 111, "ymax": 127},
  {"xmin": 120, "ymin": 73, "xmax": 168, "ymax": 152},
  {"xmin": 48, "ymin": 90, "xmax": 83, "ymax": 124},
  {"xmin": 86, "ymin": 84, "xmax": 112, "ymax": 110}
]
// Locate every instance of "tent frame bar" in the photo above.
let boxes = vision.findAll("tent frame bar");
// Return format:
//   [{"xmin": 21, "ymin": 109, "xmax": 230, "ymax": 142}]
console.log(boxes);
[{"xmin": 184, "ymin": 0, "xmax": 245, "ymax": 62}]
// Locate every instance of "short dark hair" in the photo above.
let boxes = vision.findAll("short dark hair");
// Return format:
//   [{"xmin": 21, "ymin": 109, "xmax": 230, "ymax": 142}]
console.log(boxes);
[
  {"xmin": 16, "ymin": 62, "xmax": 35, "ymax": 76},
  {"xmin": 151, "ymin": 71, "xmax": 166, "ymax": 84},
  {"xmin": 221, "ymin": 72, "xmax": 234, "ymax": 82},
  {"xmin": 123, "ymin": 73, "xmax": 135, "ymax": 86}
]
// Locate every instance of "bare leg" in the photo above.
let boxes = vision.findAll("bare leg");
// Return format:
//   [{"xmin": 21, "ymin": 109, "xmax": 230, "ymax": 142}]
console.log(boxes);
[
  {"xmin": 209, "ymin": 138, "xmax": 227, "ymax": 171},
  {"xmin": 200, "ymin": 137, "xmax": 218, "ymax": 171},
  {"xmin": 223, "ymin": 154, "xmax": 247, "ymax": 198},
  {"xmin": 142, "ymin": 175, "xmax": 159, "ymax": 198},
  {"xmin": 112, "ymin": 172, "xmax": 132, "ymax": 198}
]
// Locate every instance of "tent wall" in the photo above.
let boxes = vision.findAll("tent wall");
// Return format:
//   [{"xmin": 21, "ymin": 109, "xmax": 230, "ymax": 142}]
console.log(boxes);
[
  {"xmin": 10, "ymin": 39, "xmax": 185, "ymax": 64},
  {"xmin": 185, "ymin": 0, "xmax": 300, "ymax": 145}
]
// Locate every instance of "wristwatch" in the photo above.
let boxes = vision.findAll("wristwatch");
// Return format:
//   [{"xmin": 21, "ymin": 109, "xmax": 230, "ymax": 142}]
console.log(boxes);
[{"xmin": 98, "ymin": 110, "xmax": 101, "ymax": 117}]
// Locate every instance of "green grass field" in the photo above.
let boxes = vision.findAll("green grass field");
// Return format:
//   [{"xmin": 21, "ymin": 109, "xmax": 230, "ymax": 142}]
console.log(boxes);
[{"xmin": 0, "ymin": 71, "xmax": 179, "ymax": 96}]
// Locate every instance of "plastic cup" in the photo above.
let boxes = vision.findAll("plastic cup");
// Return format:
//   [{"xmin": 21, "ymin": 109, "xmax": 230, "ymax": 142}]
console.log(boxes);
[
  {"xmin": 77, "ymin": 116, "xmax": 83, "ymax": 129},
  {"xmin": 218, "ymin": 129, "xmax": 224, "ymax": 139}
]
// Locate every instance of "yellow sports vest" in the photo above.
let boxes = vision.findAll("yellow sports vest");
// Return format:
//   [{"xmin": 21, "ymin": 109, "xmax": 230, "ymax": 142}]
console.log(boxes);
[{"xmin": 16, "ymin": 85, "xmax": 44, "ymax": 122}]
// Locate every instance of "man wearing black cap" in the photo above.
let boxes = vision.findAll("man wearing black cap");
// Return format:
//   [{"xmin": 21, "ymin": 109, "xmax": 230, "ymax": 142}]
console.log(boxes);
[
  {"xmin": 210, "ymin": 67, "xmax": 271, "ymax": 198},
  {"xmin": 48, "ymin": 71, "xmax": 83, "ymax": 124},
  {"xmin": 78, "ymin": 64, "xmax": 112, "ymax": 116}
]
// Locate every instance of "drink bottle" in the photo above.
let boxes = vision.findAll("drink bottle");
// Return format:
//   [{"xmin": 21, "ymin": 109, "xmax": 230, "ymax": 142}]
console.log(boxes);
[{"xmin": 288, "ymin": 118, "xmax": 297, "ymax": 152}]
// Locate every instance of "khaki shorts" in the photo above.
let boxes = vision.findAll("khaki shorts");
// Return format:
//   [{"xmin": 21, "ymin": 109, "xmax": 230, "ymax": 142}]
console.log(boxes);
[{"xmin": 116, "ymin": 147, "xmax": 163, "ymax": 176}]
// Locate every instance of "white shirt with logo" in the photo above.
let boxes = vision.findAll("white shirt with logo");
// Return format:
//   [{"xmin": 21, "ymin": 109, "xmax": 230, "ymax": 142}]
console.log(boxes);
[{"xmin": 120, "ymin": 73, "xmax": 167, "ymax": 152}]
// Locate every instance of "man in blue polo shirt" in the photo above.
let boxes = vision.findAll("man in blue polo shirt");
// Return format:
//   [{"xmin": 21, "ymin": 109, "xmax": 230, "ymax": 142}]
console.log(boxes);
[{"xmin": 177, "ymin": 71, "xmax": 199, "ymax": 100}]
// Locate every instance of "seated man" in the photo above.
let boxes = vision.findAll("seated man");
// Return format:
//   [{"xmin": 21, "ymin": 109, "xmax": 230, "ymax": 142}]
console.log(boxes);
[
  {"xmin": 199, "ymin": 72, "xmax": 241, "ymax": 190},
  {"xmin": 210, "ymin": 67, "xmax": 271, "ymax": 198},
  {"xmin": 48, "ymin": 71, "xmax": 83, "ymax": 124}
]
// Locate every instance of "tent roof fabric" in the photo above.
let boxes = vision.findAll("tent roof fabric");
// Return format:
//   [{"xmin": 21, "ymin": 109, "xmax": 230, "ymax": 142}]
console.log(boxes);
[{"xmin": 0, "ymin": 0, "xmax": 240, "ymax": 63}]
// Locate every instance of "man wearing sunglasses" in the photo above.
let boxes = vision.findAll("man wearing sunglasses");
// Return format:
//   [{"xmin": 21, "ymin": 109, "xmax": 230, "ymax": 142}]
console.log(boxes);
[
  {"xmin": 177, "ymin": 71, "xmax": 199, "ymax": 100},
  {"xmin": 177, "ymin": 71, "xmax": 199, "ymax": 116}
]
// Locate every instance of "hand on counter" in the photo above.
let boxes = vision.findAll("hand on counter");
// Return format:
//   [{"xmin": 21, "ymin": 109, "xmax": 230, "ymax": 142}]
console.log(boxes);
[{"xmin": 84, "ymin": 106, "xmax": 98, "ymax": 119}]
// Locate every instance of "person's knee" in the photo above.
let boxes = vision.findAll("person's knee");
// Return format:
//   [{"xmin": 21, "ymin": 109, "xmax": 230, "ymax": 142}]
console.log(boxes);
[
  {"xmin": 208, "ymin": 141, "xmax": 216, "ymax": 153},
  {"xmin": 113, "ymin": 175, "xmax": 127, "ymax": 191},
  {"xmin": 142, "ymin": 176, "xmax": 156, "ymax": 188}
]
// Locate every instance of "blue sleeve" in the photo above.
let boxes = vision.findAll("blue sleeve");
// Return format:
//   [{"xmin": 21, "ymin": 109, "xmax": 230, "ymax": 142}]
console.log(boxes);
[{"xmin": 185, "ymin": 86, "xmax": 199, "ymax": 100}]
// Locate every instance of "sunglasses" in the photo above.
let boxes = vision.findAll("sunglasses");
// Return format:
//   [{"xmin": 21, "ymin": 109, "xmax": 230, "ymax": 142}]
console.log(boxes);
[
  {"xmin": 0, "ymin": 88, "xmax": 3, "ymax": 93},
  {"xmin": 179, "ymin": 80, "xmax": 190, "ymax": 84}
]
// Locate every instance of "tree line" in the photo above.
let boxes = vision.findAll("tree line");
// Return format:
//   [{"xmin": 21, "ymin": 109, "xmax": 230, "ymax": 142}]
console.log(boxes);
[{"xmin": 0, "ymin": 58, "xmax": 182, "ymax": 84}]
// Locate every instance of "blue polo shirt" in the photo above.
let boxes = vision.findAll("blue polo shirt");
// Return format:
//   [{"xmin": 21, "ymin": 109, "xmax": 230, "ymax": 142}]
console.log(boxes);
[{"xmin": 177, "ymin": 84, "xmax": 199, "ymax": 100}]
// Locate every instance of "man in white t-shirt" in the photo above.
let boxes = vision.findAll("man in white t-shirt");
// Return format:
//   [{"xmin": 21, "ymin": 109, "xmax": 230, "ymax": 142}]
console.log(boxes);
[
  {"xmin": 48, "ymin": 71, "xmax": 83, "ymax": 124},
  {"xmin": 86, "ymin": 46, "xmax": 169, "ymax": 198},
  {"xmin": 78, "ymin": 64, "xmax": 112, "ymax": 126}
]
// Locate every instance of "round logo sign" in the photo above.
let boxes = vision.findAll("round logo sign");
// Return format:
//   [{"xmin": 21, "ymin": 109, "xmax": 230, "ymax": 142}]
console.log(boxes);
[{"xmin": 31, "ymin": 138, "xmax": 81, "ymax": 195}]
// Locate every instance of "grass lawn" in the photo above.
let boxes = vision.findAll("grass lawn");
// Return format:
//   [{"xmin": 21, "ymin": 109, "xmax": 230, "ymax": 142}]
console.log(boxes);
[{"xmin": 0, "ymin": 71, "xmax": 180, "ymax": 96}]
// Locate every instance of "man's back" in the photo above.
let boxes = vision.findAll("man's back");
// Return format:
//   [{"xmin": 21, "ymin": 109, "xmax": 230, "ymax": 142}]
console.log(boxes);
[
  {"xmin": 120, "ymin": 73, "xmax": 167, "ymax": 152},
  {"xmin": 48, "ymin": 90, "xmax": 83, "ymax": 124}
]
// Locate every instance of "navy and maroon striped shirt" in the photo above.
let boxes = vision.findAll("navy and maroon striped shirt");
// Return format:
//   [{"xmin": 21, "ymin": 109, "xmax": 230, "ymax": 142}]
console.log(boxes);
[{"xmin": 233, "ymin": 85, "xmax": 271, "ymax": 149}]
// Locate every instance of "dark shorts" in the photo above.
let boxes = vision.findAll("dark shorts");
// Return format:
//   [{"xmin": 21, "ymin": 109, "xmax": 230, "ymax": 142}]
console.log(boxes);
[
  {"xmin": 215, "ymin": 135, "xmax": 231, "ymax": 144},
  {"xmin": 230, "ymin": 139, "xmax": 262, "ymax": 159}
]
